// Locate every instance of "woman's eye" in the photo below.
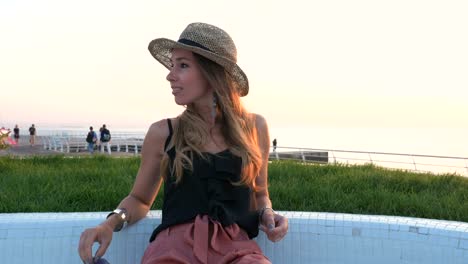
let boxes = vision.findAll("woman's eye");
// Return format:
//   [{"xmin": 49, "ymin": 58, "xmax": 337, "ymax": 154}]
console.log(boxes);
[{"xmin": 169, "ymin": 62, "xmax": 188, "ymax": 68}]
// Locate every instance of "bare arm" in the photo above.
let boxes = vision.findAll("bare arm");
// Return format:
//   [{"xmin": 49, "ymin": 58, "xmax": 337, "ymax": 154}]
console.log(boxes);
[
  {"xmin": 105, "ymin": 119, "xmax": 169, "ymax": 228},
  {"xmin": 79, "ymin": 119, "xmax": 170, "ymax": 262},
  {"xmin": 253, "ymin": 114, "xmax": 272, "ymax": 210},
  {"xmin": 253, "ymin": 114, "xmax": 288, "ymax": 242}
]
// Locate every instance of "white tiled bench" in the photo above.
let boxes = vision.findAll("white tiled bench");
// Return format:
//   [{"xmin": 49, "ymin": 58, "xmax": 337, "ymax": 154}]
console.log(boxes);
[{"xmin": 1, "ymin": 211, "xmax": 467, "ymax": 263}]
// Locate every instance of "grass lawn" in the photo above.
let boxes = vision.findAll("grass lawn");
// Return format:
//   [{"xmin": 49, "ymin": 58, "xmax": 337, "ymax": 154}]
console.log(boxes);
[{"xmin": 1, "ymin": 155, "xmax": 467, "ymax": 222}]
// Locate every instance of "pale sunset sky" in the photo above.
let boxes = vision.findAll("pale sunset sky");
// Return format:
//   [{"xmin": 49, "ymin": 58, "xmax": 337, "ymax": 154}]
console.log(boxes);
[{"xmin": 1, "ymin": 0, "xmax": 467, "ymax": 131}]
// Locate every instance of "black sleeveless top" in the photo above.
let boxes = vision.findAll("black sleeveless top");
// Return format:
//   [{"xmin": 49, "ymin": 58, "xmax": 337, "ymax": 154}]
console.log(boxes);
[{"xmin": 149, "ymin": 119, "xmax": 259, "ymax": 242}]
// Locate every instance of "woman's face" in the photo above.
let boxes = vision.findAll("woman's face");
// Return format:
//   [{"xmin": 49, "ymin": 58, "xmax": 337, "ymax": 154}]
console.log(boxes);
[{"xmin": 166, "ymin": 49, "xmax": 212, "ymax": 106}]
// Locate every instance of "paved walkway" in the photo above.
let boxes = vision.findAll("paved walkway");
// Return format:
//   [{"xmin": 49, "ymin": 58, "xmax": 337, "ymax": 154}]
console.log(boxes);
[{"xmin": 0, "ymin": 137, "xmax": 54, "ymax": 156}]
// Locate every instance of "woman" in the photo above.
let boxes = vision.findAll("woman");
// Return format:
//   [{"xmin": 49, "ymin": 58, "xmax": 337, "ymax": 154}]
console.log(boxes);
[{"xmin": 78, "ymin": 22, "xmax": 288, "ymax": 264}]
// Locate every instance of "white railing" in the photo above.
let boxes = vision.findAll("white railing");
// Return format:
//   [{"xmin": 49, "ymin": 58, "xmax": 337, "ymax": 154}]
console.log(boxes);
[
  {"xmin": 41, "ymin": 133, "xmax": 146, "ymax": 155},
  {"xmin": 37, "ymin": 135, "xmax": 468, "ymax": 176},
  {"xmin": 271, "ymin": 146, "xmax": 468, "ymax": 176}
]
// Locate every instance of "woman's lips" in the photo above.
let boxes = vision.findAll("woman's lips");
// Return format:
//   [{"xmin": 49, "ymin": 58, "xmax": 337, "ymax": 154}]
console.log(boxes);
[{"xmin": 172, "ymin": 87, "xmax": 182, "ymax": 95}]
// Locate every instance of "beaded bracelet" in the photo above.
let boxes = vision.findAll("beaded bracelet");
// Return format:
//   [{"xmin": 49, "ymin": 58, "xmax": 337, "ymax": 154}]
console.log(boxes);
[{"xmin": 259, "ymin": 207, "xmax": 275, "ymax": 223}]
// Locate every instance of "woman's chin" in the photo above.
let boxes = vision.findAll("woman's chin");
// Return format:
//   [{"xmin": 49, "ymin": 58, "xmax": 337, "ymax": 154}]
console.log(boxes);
[{"xmin": 174, "ymin": 98, "xmax": 189, "ymax": 106}]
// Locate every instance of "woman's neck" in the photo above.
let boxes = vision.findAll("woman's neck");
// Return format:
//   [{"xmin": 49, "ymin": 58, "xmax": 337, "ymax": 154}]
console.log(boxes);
[{"xmin": 191, "ymin": 104, "xmax": 220, "ymax": 127}]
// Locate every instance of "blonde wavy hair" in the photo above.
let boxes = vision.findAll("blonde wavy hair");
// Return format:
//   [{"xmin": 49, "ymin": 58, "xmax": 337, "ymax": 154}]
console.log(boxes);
[{"xmin": 160, "ymin": 53, "xmax": 262, "ymax": 190}]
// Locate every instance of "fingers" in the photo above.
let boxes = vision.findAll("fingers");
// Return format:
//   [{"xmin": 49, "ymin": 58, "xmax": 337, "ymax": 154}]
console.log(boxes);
[
  {"xmin": 260, "ymin": 208, "xmax": 276, "ymax": 231},
  {"xmin": 94, "ymin": 237, "xmax": 111, "ymax": 259},
  {"xmin": 261, "ymin": 213, "xmax": 289, "ymax": 243},
  {"xmin": 78, "ymin": 226, "xmax": 112, "ymax": 263},
  {"xmin": 275, "ymin": 213, "xmax": 288, "ymax": 232},
  {"xmin": 78, "ymin": 228, "xmax": 97, "ymax": 264}
]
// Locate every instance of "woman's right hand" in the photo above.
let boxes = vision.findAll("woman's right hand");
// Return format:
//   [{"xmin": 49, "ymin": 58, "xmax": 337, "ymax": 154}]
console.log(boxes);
[{"xmin": 78, "ymin": 223, "xmax": 113, "ymax": 264}]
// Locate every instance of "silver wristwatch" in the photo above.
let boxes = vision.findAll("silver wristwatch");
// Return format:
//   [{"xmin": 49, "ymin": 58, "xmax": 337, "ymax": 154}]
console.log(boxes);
[{"xmin": 106, "ymin": 208, "xmax": 128, "ymax": 232}]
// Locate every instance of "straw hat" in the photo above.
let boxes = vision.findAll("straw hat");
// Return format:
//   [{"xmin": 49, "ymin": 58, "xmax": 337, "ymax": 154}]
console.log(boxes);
[{"xmin": 148, "ymin": 22, "xmax": 249, "ymax": 97}]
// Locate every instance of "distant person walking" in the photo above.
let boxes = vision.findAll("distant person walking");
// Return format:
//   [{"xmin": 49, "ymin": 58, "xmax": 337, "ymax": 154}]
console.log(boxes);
[
  {"xmin": 86, "ymin": 126, "xmax": 97, "ymax": 154},
  {"xmin": 97, "ymin": 125, "xmax": 104, "ymax": 149},
  {"xmin": 100, "ymin": 124, "xmax": 111, "ymax": 154},
  {"xmin": 13, "ymin": 124, "xmax": 20, "ymax": 144},
  {"xmin": 28, "ymin": 124, "xmax": 36, "ymax": 146},
  {"xmin": 272, "ymin": 138, "xmax": 277, "ymax": 152}
]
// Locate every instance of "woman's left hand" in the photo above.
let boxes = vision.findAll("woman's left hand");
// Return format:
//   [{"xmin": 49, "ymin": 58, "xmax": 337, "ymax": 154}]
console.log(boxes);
[{"xmin": 259, "ymin": 209, "xmax": 288, "ymax": 242}]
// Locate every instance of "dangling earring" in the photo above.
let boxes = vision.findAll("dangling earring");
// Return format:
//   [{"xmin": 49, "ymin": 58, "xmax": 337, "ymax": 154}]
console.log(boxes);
[{"xmin": 211, "ymin": 94, "xmax": 217, "ymax": 120}]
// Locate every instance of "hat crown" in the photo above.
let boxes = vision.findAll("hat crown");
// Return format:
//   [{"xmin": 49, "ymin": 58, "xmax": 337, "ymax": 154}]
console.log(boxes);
[{"xmin": 179, "ymin": 23, "xmax": 237, "ymax": 63}]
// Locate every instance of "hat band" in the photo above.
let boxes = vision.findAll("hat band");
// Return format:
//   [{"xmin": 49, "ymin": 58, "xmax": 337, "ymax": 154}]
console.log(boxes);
[{"xmin": 178, "ymin": 38, "xmax": 212, "ymax": 52}]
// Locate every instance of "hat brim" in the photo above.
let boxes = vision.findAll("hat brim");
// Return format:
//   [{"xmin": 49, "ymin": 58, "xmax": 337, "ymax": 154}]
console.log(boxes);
[{"xmin": 148, "ymin": 38, "xmax": 249, "ymax": 97}]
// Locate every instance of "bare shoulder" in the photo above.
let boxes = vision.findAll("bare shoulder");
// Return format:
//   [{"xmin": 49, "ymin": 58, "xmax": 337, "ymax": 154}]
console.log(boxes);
[
  {"xmin": 250, "ymin": 113, "xmax": 271, "ymax": 156},
  {"xmin": 251, "ymin": 113, "xmax": 269, "ymax": 133},
  {"xmin": 147, "ymin": 119, "xmax": 169, "ymax": 140},
  {"xmin": 147, "ymin": 118, "xmax": 178, "ymax": 137},
  {"xmin": 143, "ymin": 118, "xmax": 177, "ymax": 154}
]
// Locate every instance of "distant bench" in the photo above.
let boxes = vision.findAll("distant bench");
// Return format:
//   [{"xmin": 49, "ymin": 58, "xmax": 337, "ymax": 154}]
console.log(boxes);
[
  {"xmin": 1, "ymin": 211, "xmax": 467, "ymax": 263},
  {"xmin": 42, "ymin": 136, "xmax": 144, "ymax": 154}
]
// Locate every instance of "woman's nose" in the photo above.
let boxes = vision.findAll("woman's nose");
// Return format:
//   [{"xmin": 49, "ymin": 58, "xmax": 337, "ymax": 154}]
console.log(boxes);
[{"xmin": 166, "ymin": 70, "xmax": 176, "ymax": 82}]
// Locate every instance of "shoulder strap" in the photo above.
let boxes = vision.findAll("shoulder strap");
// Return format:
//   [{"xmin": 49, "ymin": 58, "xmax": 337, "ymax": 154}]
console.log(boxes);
[{"xmin": 164, "ymin": 118, "xmax": 173, "ymax": 151}]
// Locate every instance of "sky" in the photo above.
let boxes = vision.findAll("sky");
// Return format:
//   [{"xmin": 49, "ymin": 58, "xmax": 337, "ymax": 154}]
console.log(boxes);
[{"xmin": 1, "ymin": 0, "xmax": 467, "ymax": 131}]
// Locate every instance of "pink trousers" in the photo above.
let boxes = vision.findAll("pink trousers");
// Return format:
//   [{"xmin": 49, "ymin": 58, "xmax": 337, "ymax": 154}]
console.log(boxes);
[{"xmin": 141, "ymin": 215, "xmax": 271, "ymax": 264}]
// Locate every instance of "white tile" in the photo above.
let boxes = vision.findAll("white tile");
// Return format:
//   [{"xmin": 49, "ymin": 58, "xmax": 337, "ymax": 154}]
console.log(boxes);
[{"xmin": 2, "ymin": 211, "xmax": 468, "ymax": 264}]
